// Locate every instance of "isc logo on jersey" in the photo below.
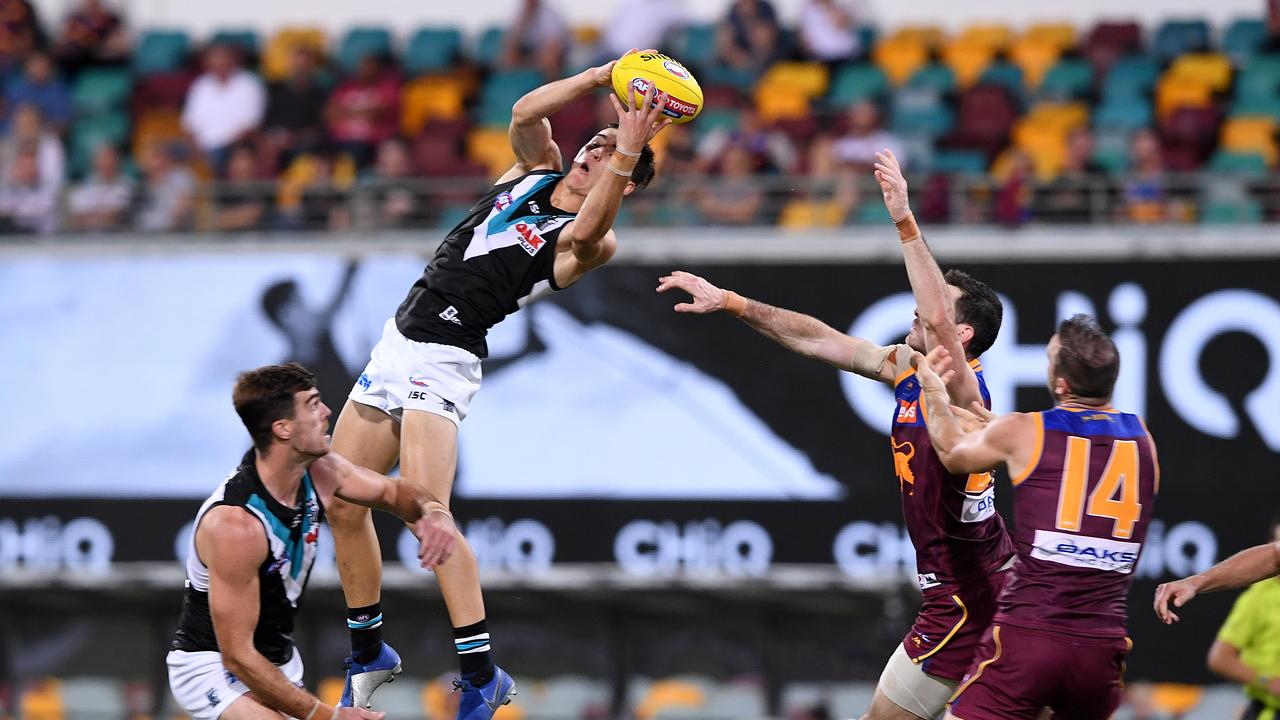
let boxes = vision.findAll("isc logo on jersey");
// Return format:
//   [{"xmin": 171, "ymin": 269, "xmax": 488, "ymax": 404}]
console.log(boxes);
[
  {"xmin": 515, "ymin": 222, "xmax": 546, "ymax": 255},
  {"xmin": 1031, "ymin": 529, "xmax": 1141, "ymax": 574}
]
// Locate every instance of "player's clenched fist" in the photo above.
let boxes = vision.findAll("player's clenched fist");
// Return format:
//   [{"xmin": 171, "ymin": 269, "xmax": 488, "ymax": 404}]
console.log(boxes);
[{"xmin": 657, "ymin": 271, "xmax": 729, "ymax": 313}]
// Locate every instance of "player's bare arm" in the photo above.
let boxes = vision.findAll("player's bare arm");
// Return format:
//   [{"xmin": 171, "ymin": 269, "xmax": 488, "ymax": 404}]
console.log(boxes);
[
  {"xmin": 875, "ymin": 150, "xmax": 984, "ymax": 408},
  {"xmin": 913, "ymin": 346, "xmax": 1034, "ymax": 475},
  {"xmin": 199, "ymin": 506, "xmax": 383, "ymax": 720},
  {"xmin": 1154, "ymin": 541, "xmax": 1280, "ymax": 624},
  {"xmin": 309, "ymin": 452, "xmax": 458, "ymax": 569},
  {"xmin": 504, "ymin": 58, "xmax": 624, "ymax": 177},
  {"xmin": 657, "ymin": 270, "xmax": 900, "ymax": 383}
]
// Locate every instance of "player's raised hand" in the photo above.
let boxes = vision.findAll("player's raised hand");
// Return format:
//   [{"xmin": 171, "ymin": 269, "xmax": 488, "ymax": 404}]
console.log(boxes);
[
  {"xmin": 657, "ymin": 270, "xmax": 728, "ymax": 313},
  {"xmin": 912, "ymin": 345, "xmax": 955, "ymax": 389},
  {"xmin": 950, "ymin": 403, "xmax": 991, "ymax": 434},
  {"xmin": 609, "ymin": 78, "xmax": 673, "ymax": 153},
  {"xmin": 874, "ymin": 149, "xmax": 911, "ymax": 222},
  {"xmin": 1153, "ymin": 577, "xmax": 1199, "ymax": 624},
  {"xmin": 590, "ymin": 48, "xmax": 638, "ymax": 87},
  {"xmin": 414, "ymin": 508, "xmax": 457, "ymax": 570}
]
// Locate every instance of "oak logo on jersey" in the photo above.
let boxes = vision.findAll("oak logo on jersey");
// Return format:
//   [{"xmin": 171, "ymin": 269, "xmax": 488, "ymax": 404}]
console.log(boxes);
[
  {"xmin": 515, "ymin": 222, "xmax": 546, "ymax": 256},
  {"xmin": 891, "ymin": 438, "xmax": 916, "ymax": 493}
]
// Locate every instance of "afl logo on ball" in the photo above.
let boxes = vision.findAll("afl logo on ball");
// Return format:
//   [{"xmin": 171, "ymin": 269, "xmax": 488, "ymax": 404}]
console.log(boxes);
[
  {"xmin": 662, "ymin": 60, "xmax": 689, "ymax": 79},
  {"xmin": 630, "ymin": 77, "xmax": 652, "ymax": 94},
  {"xmin": 494, "ymin": 192, "xmax": 513, "ymax": 211}
]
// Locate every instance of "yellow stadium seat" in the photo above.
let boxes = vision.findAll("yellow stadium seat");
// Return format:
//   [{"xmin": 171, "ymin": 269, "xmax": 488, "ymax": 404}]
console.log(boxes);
[
  {"xmin": 1168, "ymin": 53, "xmax": 1233, "ymax": 92},
  {"xmin": 887, "ymin": 25, "xmax": 944, "ymax": 49},
  {"xmin": 873, "ymin": 37, "xmax": 929, "ymax": 85},
  {"xmin": 21, "ymin": 679, "xmax": 64, "ymax": 720},
  {"xmin": 1155, "ymin": 76, "xmax": 1213, "ymax": 118},
  {"xmin": 1221, "ymin": 117, "xmax": 1278, "ymax": 165},
  {"xmin": 132, "ymin": 109, "xmax": 184, "ymax": 155},
  {"xmin": 572, "ymin": 25, "xmax": 601, "ymax": 46},
  {"xmin": 263, "ymin": 27, "xmax": 328, "ymax": 81},
  {"xmin": 635, "ymin": 680, "xmax": 706, "ymax": 720},
  {"xmin": 1009, "ymin": 37, "xmax": 1062, "ymax": 89},
  {"xmin": 1025, "ymin": 102, "xmax": 1089, "ymax": 131},
  {"xmin": 401, "ymin": 76, "xmax": 467, "ymax": 135},
  {"xmin": 754, "ymin": 84, "xmax": 811, "ymax": 122},
  {"xmin": 1025, "ymin": 22, "xmax": 1077, "ymax": 49},
  {"xmin": 942, "ymin": 40, "xmax": 996, "ymax": 88},
  {"xmin": 779, "ymin": 199, "xmax": 848, "ymax": 228},
  {"xmin": 761, "ymin": 62, "xmax": 830, "ymax": 98},
  {"xmin": 468, "ymin": 127, "xmax": 517, "ymax": 176},
  {"xmin": 957, "ymin": 24, "xmax": 1014, "ymax": 51},
  {"xmin": 1150, "ymin": 684, "xmax": 1206, "ymax": 715}
]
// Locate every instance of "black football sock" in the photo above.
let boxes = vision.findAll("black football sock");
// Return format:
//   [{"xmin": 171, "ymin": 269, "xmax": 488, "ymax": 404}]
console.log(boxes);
[
  {"xmin": 453, "ymin": 619, "xmax": 495, "ymax": 686},
  {"xmin": 347, "ymin": 603, "xmax": 384, "ymax": 665}
]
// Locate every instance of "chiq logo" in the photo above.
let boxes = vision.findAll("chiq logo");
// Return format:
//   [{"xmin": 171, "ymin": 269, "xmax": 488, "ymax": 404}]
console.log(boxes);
[
  {"xmin": 0, "ymin": 516, "xmax": 113, "ymax": 571},
  {"xmin": 614, "ymin": 519, "xmax": 773, "ymax": 577},
  {"xmin": 842, "ymin": 284, "xmax": 1280, "ymax": 451}
]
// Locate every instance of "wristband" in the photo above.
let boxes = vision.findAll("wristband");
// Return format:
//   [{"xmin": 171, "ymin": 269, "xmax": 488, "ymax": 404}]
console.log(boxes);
[
  {"xmin": 723, "ymin": 291, "xmax": 748, "ymax": 317},
  {"xmin": 895, "ymin": 213, "xmax": 921, "ymax": 243},
  {"xmin": 304, "ymin": 700, "xmax": 322, "ymax": 720},
  {"xmin": 429, "ymin": 506, "xmax": 454, "ymax": 520},
  {"xmin": 607, "ymin": 161, "xmax": 633, "ymax": 177},
  {"xmin": 615, "ymin": 147, "xmax": 642, "ymax": 158}
]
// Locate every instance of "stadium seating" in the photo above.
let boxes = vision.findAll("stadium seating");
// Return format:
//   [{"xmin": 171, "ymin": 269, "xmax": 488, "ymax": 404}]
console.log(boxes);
[
  {"xmin": 132, "ymin": 30, "xmax": 189, "ymax": 75},
  {"xmin": 406, "ymin": 27, "xmax": 463, "ymax": 75}
]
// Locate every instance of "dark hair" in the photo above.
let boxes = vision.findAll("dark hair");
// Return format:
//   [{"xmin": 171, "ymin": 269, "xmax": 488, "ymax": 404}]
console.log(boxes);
[
  {"xmin": 1055, "ymin": 314, "xmax": 1120, "ymax": 400},
  {"xmin": 232, "ymin": 363, "xmax": 316, "ymax": 451},
  {"xmin": 604, "ymin": 123, "xmax": 657, "ymax": 190},
  {"xmin": 944, "ymin": 269, "xmax": 1003, "ymax": 358}
]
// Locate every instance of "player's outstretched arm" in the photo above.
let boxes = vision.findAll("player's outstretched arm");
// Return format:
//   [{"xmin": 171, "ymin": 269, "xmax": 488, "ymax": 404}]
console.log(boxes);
[
  {"xmin": 657, "ymin": 270, "xmax": 900, "ymax": 382},
  {"xmin": 559, "ymin": 82, "xmax": 671, "ymax": 272},
  {"xmin": 1154, "ymin": 542, "xmax": 1280, "ymax": 624},
  {"xmin": 875, "ymin": 150, "xmax": 984, "ymax": 408},
  {"xmin": 506, "ymin": 57, "xmax": 621, "ymax": 176},
  {"xmin": 914, "ymin": 346, "xmax": 1030, "ymax": 474},
  {"xmin": 309, "ymin": 453, "xmax": 457, "ymax": 569},
  {"xmin": 199, "ymin": 507, "xmax": 385, "ymax": 720}
]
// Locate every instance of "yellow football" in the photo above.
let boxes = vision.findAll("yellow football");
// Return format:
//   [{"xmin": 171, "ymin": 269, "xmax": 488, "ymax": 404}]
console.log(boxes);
[{"xmin": 610, "ymin": 50, "xmax": 703, "ymax": 125}]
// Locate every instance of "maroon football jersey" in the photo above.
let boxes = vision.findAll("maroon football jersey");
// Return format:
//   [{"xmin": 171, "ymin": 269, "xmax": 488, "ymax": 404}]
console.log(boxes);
[
  {"xmin": 890, "ymin": 355, "xmax": 1014, "ymax": 592},
  {"xmin": 996, "ymin": 406, "xmax": 1159, "ymax": 637}
]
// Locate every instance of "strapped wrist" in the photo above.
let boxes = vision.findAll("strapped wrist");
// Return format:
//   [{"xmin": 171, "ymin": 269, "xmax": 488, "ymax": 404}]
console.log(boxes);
[
  {"xmin": 722, "ymin": 291, "xmax": 748, "ymax": 317},
  {"xmin": 895, "ymin": 213, "xmax": 921, "ymax": 243},
  {"xmin": 615, "ymin": 146, "xmax": 642, "ymax": 158}
]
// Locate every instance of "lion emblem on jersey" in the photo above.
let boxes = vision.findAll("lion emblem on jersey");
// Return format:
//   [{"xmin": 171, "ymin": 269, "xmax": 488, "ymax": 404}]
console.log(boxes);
[{"xmin": 891, "ymin": 438, "xmax": 916, "ymax": 494}]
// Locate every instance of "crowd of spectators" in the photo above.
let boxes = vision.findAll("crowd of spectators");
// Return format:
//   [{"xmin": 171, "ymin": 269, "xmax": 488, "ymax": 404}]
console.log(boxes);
[{"xmin": 0, "ymin": 0, "xmax": 1276, "ymax": 234}]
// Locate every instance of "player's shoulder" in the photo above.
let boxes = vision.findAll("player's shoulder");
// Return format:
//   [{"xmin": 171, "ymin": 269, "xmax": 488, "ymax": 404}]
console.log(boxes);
[{"xmin": 200, "ymin": 505, "xmax": 266, "ymax": 548}]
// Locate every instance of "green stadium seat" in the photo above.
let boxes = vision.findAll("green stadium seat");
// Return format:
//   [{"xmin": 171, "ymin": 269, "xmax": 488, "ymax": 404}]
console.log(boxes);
[
  {"xmin": 406, "ymin": 27, "xmax": 462, "ymax": 75},
  {"xmin": 906, "ymin": 63, "xmax": 955, "ymax": 93},
  {"xmin": 1093, "ymin": 129, "xmax": 1131, "ymax": 172},
  {"xmin": 1201, "ymin": 198, "xmax": 1262, "ymax": 223},
  {"xmin": 477, "ymin": 69, "xmax": 544, "ymax": 126},
  {"xmin": 1153, "ymin": 20, "xmax": 1210, "ymax": 63},
  {"xmin": 69, "ymin": 111, "xmax": 130, "ymax": 177},
  {"xmin": 690, "ymin": 108, "xmax": 739, "ymax": 139},
  {"xmin": 930, "ymin": 149, "xmax": 987, "ymax": 173},
  {"xmin": 473, "ymin": 26, "xmax": 506, "ymax": 64},
  {"xmin": 1224, "ymin": 19, "xmax": 1267, "ymax": 67},
  {"xmin": 979, "ymin": 62, "xmax": 1024, "ymax": 93},
  {"xmin": 891, "ymin": 91, "xmax": 953, "ymax": 135},
  {"xmin": 1102, "ymin": 56, "xmax": 1159, "ymax": 99},
  {"xmin": 210, "ymin": 28, "xmax": 259, "ymax": 56},
  {"xmin": 133, "ymin": 30, "xmax": 189, "ymax": 75},
  {"xmin": 71, "ymin": 68, "xmax": 133, "ymax": 114},
  {"xmin": 1230, "ymin": 95, "xmax": 1280, "ymax": 119},
  {"xmin": 853, "ymin": 201, "xmax": 893, "ymax": 224},
  {"xmin": 1094, "ymin": 98, "xmax": 1152, "ymax": 131},
  {"xmin": 1208, "ymin": 150, "xmax": 1268, "ymax": 174},
  {"xmin": 827, "ymin": 64, "xmax": 889, "ymax": 104},
  {"xmin": 701, "ymin": 65, "xmax": 757, "ymax": 91},
  {"xmin": 1039, "ymin": 59, "xmax": 1093, "ymax": 99},
  {"xmin": 672, "ymin": 24, "xmax": 717, "ymax": 68},
  {"xmin": 1235, "ymin": 57, "xmax": 1280, "ymax": 101},
  {"xmin": 339, "ymin": 27, "xmax": 393, "ymax": 72}
]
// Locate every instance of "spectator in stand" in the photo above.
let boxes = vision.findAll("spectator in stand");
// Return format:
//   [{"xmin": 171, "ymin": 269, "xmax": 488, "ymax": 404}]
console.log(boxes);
[
  {"xmin": 0, "ymin": 144, "xmax": 56, "ymax": 233},
  {"xmin": 694, "ymin": 145, "xmax": 765, "ymax": 224},
  {"xmin": 54, "ymin": 0, "xmax": 128, "ymax": 71},
  {"xmin": 136, "ymin": 141, "xmax": 196, "ymax": 232},
  {"xmin": 212, "ymin": 143, "xmax": 268, "ymax": 231},
  {"xmin": 0, "ymin": 0, "xmax": 44, "ymax": 74},
  {"xmin": 1121, "ymin": 128, "xmax": 1190, "ymax": 223},
  {"xmin": 501, "ymin": 0, "xmax": 570, "ymax": 78},
  {"xmin": 0, "ymin": 104, "xmax": 64, "ymax": 190},
  {"xmin": 657, "ymin": 124, "xmax": 699, "ymax": 177},
  {"xmin": 3, "ymin": 52, "xmax": 72, "ymax": 134},
  {"xmin": 1034, "ymin": 127, "xmax": 1104, "ymax": 223},
  {"xmin": 366, "ymin": 137, "xmax": 422, "ymax": 228},
  {"xmin": 181, "ymin": 41, "xmax": 266, "ymax": 173},
  {"xmin": 798, "ymin": 0, "xmax": 862, "ymax": 65},
  {"xmin": 820, "ymin": 100, "xmax": 906, "ymax": 170},
  {"xmin": 1267, "ymin": 0, "xmax": 1280, "ymax": 52},
  {"xmin": 66, "ymin": 143, "xmax": 133, "ymax": 231},
  {"xmin": 599, "ymin": 0, "xmax": 684, "ymax": 61},
  {"xmin": 263, "ymin": 45, "xmax": 329, "ymax": 170},
  {"xmin": 325, "ymin": 53, "xmax": 400, "ymax": 169},
  {"xmin": 695, "ymin": 100, "xmax": 797, "ymax": 173},
  {"xmin": 994, "ymin": 149, "xmax": 1034, "ymax": 226},
  {"xmin": 277, "ymin": 142, "xmax": 356, "ymax": 231},
  {"xmin": 716, "ymin": 0, "xmax": 785, "ymax": 71}
]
